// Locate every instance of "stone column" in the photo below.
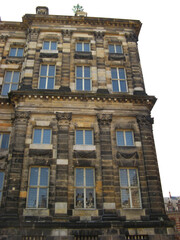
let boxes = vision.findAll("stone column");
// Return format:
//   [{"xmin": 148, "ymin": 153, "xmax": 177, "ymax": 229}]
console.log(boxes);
[
  {"xmin": 5, "ymin": 111, "xmax": 30, "ymax": 215},
  {"xmin": 55, "ymin": 112, "xmax": 72, "ymax": 215},
  {"xmin": 97, "ymin": 114, "xmax": 116, "ymax": 215},
  {"xmin": 137, "ymin": 115, "xmax": 166, "ymax": 218}
]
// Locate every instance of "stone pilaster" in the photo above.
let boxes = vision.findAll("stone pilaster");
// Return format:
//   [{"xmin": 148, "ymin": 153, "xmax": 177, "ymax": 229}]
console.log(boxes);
[{"xmin": 55, "ymin": 112, "xmax": 72, "ymax": 215}]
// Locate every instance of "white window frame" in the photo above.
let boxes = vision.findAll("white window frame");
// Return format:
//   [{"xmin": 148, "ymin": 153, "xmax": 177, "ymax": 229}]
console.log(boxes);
[
  {"xmin": 111, "ymin": 68, "xmax": 128, "ymax": 93},
  {"xmin": 27, "ymin": 167, "xmax": 49, "ymax": 209},
  {"xmin": 75, "ymin": 167, "xmax": 96, "ymax": 209},
  {"xmin": 109, "ymin": 44, "xmax": 123, "ymax": 54},
  {"xmin": 32, "ymin": 128, "xmax": 52, "ymax": 144},
  {"xmin": 75, "ymin": 129, "xmax": 93, "ymax": 145},
  {"xmin": 75, "ymin": 66, "xmax": 91, "ymax": 91},
  {"xmin": 0, "ymin": 171, "xmax": 5, "ymax": 205},
  {"xmin": 9, "ymin": 47, "xmax": 24, "ymax": 57},
  {"xmin": 38, "ymin": 64, "xmax": 55, "ymax": 90},
  {"xmin": 119, "ymin": 168, "xmax": 141, "ymax": 209},
  {"xmin": 0, "ymin": 132, "xmax": 10, "ymax": 149},
  {"xmin": 1, "ymin": 71, "xmax": 20, "ymax": 96},
  {"xmin": 42, "ymin": 41, "xmax": 57, "ymax": 50},
  {"xmin": 76, "ymin": 42, "xmax": 90, "ymax": 52},
  {"xmin": 116, "ymin": 130, "xmax": 134, "ymax": 146}
]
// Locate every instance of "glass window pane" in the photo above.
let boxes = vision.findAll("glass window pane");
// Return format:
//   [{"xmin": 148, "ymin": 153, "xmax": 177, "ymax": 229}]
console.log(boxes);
[
  {"xmin": 33, "ymin": 129, "xmax": 42, "ymax": 144},
  {"xmin": 51, "ymin": 42, "xmax": 57, "ymax": 50},
  {"xmin": 39, "ymin": 77, "xmax": 46, "ymax": 89},
  {"xmin": 76, "ymin": 79, "xmax": 82, "ymax": 90},
  {"xmin": 17, "ymin": 48, "xmax": 23, "ymax": 57},
  {"xmin": 38, "ymin": 188, "xmax": 47, "ymax": 208},
  {"xmin": 1, "ymin": 134, "xmax": 10, "ymax": 149},
  {"xmin": 0, "ymin": 172, "xmax": 4, "ymax": 190},
  {"xmin": 27, "ymin": 188, "xmax": 37, "ymax": 208},
  {"xmin": 129, "ymin": 169, "xmax": 138, "ymax": 186},
  {"xmin": 47, "ymin": 77, "xmax": 54, "ymax": 89},
  {"xmin": 76, "ymin": 66, "xmax": 82, "ymax": 77},
  {"xmin": 121, "ymin": 189, "xmax": 130, "ymax": 208},
  {"xmin": 76, "ymin": 43, "xmax": 82, "ymax": 51},
  {"xmin": 119, "ymin": 68, "xmax": 125, "ymax": 79},
  {"xmin": 76, "ymin": 168, "xmax": 84, "ymax": 186},
  {"xmin": 112, "ymin": 80, "xmax": 119, "ymax": 92},
  {"xmin": 11, "ymin": 84, "xmax": 18, "ymax": 91},
  {"xmin": 84, "ymin": 67, "xmax": 90, "ymax": 78},
  {"xmin": 86, "ymin": 188, "xmax": 94, "ymax": 208},
  {"xmin": 111, "ymin": 68, "xmax": 118, "ymax": 79},
  {"xmin": 4, "ymin": 72, "xmax": 12, "ymax": 82},
  {"xmin": 116, "ymin": 45, "xmax": 122, "ymax": 53},
  {"xmin": 120, "ymin": 80, "xmax": 127, "ymax": 92},
  {"xmin": 29, "ymin": 168, "xmax": 39, "ymax": 186},
  {"xmin": 76, "ymin": 130, "xmax": 83, "ymax": 145},
  {"xmin": 86, "ymin": 168, "xmax": 94, "ymax": 186},
  {"xmin": 76, "ymin": 188, "xmax": 84, "ymax": 208},
  {"xmin": 1, "ymin": 84, "xmax": 10, "ymax": 96},
  {"xmin": 9, "ymin": 48, "xmax": 16, "ymax": 56},
  {"xmin": 126, "ymin": 131, "xmax": 133, "ymax": 146},
  {"xmin": 109, "ymin": 45, "xmax": 114, "ymax": 53},
  {"xmin": 43, "ymin": 41, "xmax": 49, "ymax": 50},
  {"xmin": 12, "ymin": 72, "xmax": 20, "ymax": 83},
  {"xmin": 43, "ymin": 129, "xmax": 51, "ymax": 144},
  {"xmin": 40, "ymin": 65, "xmax": 47, "ymax": 76},
  {"xmin": 85, "ymin": 130, "xmax": 92, "ymax": 145},
  {"xmin": 84, "ymin": 79, "xmax": 91, "ymax": 91},
  {"xmin": 131, "ymin": 188, "xmax": 141, "ymax": 208},
  {"xmin": 84, "ymin": 43, "xmax": 90, "ymax": 52},
  {"xmin": 40, "ymin": 168, "xmax": 49, "ymax": 186},
  {"xmin": 48, "ymin": 65, "xmax": 55, "ymax": 76},
  {"xmin": 120, "ymin": 169, "xmax": 128, "ymax": 187},
  {"xmin": 117, "ymin": 131, "xmax": 125, "ymax": 146}
]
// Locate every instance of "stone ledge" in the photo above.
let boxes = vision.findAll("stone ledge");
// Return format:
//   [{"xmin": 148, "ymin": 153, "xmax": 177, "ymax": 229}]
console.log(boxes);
[{"xmin": 23, "ymin": 208, "xmax": 49, "ymax": 217}]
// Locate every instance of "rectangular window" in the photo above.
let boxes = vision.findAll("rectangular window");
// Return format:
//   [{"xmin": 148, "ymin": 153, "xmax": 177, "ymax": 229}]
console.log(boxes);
[
  {"xmin": 27, "ymin": 167, "xmax": 49, "ymax": 208},
  {"xmin": 120, "ymin": 168, "xmax": 141, "ymax": 208},
  {"xmin": 76, "ymin": 42, "xmax": 90, "ymax": 52},
  {"xmin": 39, "ymin": 65, "xmax": 55, "ymax": 89},
  {"xmin": 109, "ymin": 44, "xmax": 123, "ymax": 54},
  {"xmin": 1, "ymin": 71, "xmax": 20, "ymax": 96},
  {"xmin": 0, "ymin": 172, "xmax": 5, "ymax": 204},
  {"xmin": 33, "ymin": 128, "xmax": 51, "ymax": 144},
  {"xmin": 75, "ymin": 168, "xmax": 95, "ymax": 209},
  {"xmin": 0, "ymin": 133, "xmax": 10, "ymax": 149},
  {"xmin": 43, "ymin": 41, "xmax": 57, "ymax": 50},
  {"xmin": 111, "ymin": 68, "xmax": 127, "ymax": 92},
  {"xmin": 76, "ymin": 66, "xmax": 91, "ymax": 91},
  {"xmin": 116, "ymin": 130, "xmax": 134, "ymax": 146},
  {"xmin": 9, "ymin": 47, "xmax": 23, "ymax": 57},
  {"xmin": 76, "ymin": 130, "xmax": 93, "ymax": 145}
]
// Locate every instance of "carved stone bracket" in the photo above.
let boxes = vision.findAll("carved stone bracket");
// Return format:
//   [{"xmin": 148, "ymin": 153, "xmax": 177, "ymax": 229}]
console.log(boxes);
[
  {"xmin": 94, "ymin": 31, "xmax": 105, "ymax": 40},
  {"xmin": 125, "ymin": 33, "xmax": 138, "ymax": 42},
  {"xmin": 62, "ymin": 29, "xmax": 72, "ymax": 37},
  {"xmin": 0, "ymin": 35, "xmax": 8, "ymax": 43},
  {"xmin": 116, "ymin": 151, "xmax": 139, "ymax": 159},
  {"xmin": 136, "ymin": 115, "xmax": 154, "ymax": 129},
  {"xmin": 13, "ymin": 111, "xmax": 31, "ymax": 120},
  {"xmin": 56, "ymin": 112, "xmax": 72, "ymax": 126},
  {"xmin": 97, "ymin": 114, "xmax": 112, "ymax": 126}
]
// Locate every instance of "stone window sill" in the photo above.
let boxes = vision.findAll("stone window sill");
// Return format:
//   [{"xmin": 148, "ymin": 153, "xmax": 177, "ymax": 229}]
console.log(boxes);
[
  {"xmin": 73, "ymin": 145, "xmax": 96, "ymax": 151},
  {"xmin": 23, "ymin": 208, "xmax": 49, "ymax": 217},
  {"xmin": 29, "ymin": 144, "xmax": 53, "ymax": 150}
]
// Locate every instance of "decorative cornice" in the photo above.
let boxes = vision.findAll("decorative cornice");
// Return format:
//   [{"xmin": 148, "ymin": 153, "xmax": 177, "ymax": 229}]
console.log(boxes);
[{"xmin": 97, "ymin": 113, "xmax": 112, "ymax": 126}]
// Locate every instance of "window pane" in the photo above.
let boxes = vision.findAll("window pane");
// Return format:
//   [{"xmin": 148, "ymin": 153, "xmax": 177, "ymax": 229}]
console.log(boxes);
[
  {"xmin": 76, "ymin": 168, "xmax": 84, "ymax": 186},
  {"xmin": 86, "ymin": 168, "xmax": 94, "ymax": 186},
  {"xmin": 33, "ymin": 129, "xmax": 42, "ymax": 144},
  {"xmin": 84, "ymin": 67, "xmax": 90, "ymax": 78},
  {"xmin": 11, "ymin": 84, "xmax": 18, "ymax": 91},
  {"xmin": 111, "ymin": 68, "xmax": 118, "ymax": 79},
  {"xmin": 116, "ymin": 45, "xmax": 122, "ymax": 53},
  {"xmin": 76, "ymin": 130, "xmax": 83, "ymax": 145},
  {"xmin": 1, "ymin": 84, "xmax": 10, "ymax": 96},
  {"xmin": 51, "ymin": 42, "xmax": 57, "ymax": 50},
  {"xmin": 40, "ymin": 65, "xmax": 47, "ymax": 76},
  {"xmin": 1, "ymin": 134, "xmax": 10, "ymax": 149},
  {"xmin": 126, "ymin": 131, "xmax": 133, "ymax": 146},
  {"xmin": 43, "ymin": 129, "xmax": 51, "ymax": 144},
  {"xmin": 121, "ymin": 189, "xmax": 130, "ymax": 208},
  {"xmin": 4, "ymin": 72, "xmax": 12, "ymax": 82},
  {"xmin": 129, "ymin": 169, "xmax": 138, "ymax": 186},
  {"xmin": 40, "ymin": 168, "xmax": 49, "ymax": 186},
  {"xmin": 131, "ymin": 188, "xmax": 141, "ymax": 208},
  {"xmin": 76, "ymin": 43, "xmax": 82, "ymax": 51},
  {"xmin": 76, "ymin": 188, "xmax": 84, "ymax": 208},
  {"xmin": 48, "ymin": 65, "xmax": 55, "ymax": 76},
  {"xmin": 84, "ymin": 43, "xmax": 90, "ymax": 52},
  {"xmin": 76, "ymin": 79, "xmax": 82, "ymax": 90},
  {"xmin": 38, "ymin": 188, "xmax": 47, "ymax": 208},
  {"xmin": 17, "ymin": 48, "xmax": 23, "ymax": 57},
  {"xmin": 86, "ymin": 188, "xmax": 94, "ymax": 208},
  {"xmin": 84, "ymin": 79, "xmax": 91, "ymax": 91},
  {"xmin": 43, "ymin": 41, "xmax": 49, "ymax": 50},
  {"xmin": 47, "ymin": 77, "xmax": 54, "ymax": 89},
  {"xmin": 120, "ymin": 169, "xmax": 128, "ymax": 187},
  {"xmin": 109, "ymin": 44, "xmax": 114, "ymax": 53},
  {"xmin": 39, "ymin": 77, "xmax": 46, "ymax": 89},
  {"xmin": 9, "ymin": 48, "xmax": 16, "ymax": 56},
  {"xmin": 117, "ymin": 131, "xmax": 125, "ymax": 146},
  {"xmin": 85, "ymin": 130, "xmax": 92, "ymax": 145},
  {"xmin": 12, "ymin": 72, "xmax": 19, "ymax": 83},
  {"xmin": 120, "ymin": 80, "xmax": 127, "ymax": 92},
  {"xmin": 0, "ymin": 172, "xmax": 4, "ymax": 190},
  {"xmin": 76, "ymin": 66, "xmax": 82, "ymax": 77},
  {"xmin": 27, "ymin": 188, "xmax": 37, "ymax": 208},
  {"xmin": 119, "ymin": 68, "xmax": 125, "ymax": 79},
  {"xmin": 112, "ymin": 80, "xmax": 119, "ymax": 92},
  {"xmin": 29, "ymin": 168, "xmax": 39, "ymax": 186}
]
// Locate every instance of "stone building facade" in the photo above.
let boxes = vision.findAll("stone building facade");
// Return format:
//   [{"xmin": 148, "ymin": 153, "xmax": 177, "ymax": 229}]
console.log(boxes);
[{"xmin": 0, "ymin": 6, "xmax": 174, "ymax": 239}]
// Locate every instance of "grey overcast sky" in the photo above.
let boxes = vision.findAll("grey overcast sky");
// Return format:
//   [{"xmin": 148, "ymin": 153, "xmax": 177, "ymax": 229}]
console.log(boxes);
[{"xmin": 1, "ymin": 0, "xmax": 180, "ymax": 197}]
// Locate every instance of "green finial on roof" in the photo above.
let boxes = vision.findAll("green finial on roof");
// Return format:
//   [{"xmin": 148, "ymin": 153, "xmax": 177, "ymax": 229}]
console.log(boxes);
[{"xmin": 72, "ymin": 4, "xmax": 84, "ymax": 14}]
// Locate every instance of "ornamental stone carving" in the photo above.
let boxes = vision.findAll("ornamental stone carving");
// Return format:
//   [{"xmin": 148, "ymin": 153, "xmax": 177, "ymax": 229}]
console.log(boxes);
[
  {"xmin": 125, "ymin": 33, "xmax": 138, "ymax": 42},
  {"xmin": 56, "ymin": 112, "xmax": 72, "ymax": 121},
  {"xmin": 14, "ymin": 111, "xmax": 31, "ymax": 120},
  {"xmin": 36, "ymin": 6, "xmax": 49, "ymax": 15},
  {"xmin": 116, "ymin": 151, "xmax": 139, "ymax": 159},
  {"xmin": 97, "ymin": 114, "xmax": 112, "ymax": 126}
]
